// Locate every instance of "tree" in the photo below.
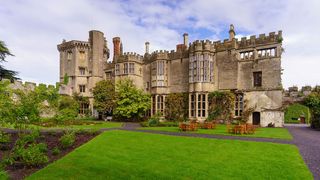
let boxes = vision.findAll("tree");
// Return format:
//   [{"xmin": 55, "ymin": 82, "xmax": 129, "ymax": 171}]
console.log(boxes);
[
  {"xmin": 114, "ymin": 78, "xmax": 150, "ymax": 121},
  {"xmin": 304, "ymin": 92, "xmax": 320, "ymax": 129},
  {"xmin": 0, "ymin": 41, "xmax": 18, "ymax": 80},
  {"xmin": 92, "ymin": 80, "xmax": 116, "ymax": 117},
  {"xmin": 0, "ymin": 80, "xmax": 16, "ymax": 124},
  {"xmin": 55, "ymin": 95, "xmax": 79, "ymax": 121},
  {"xmin": 165, "ymin": 93, "xmax": 188, "ymax": 122},
  {"xmin": 208, "ymin": 91, "xmax": 235, "ymax": 121}
]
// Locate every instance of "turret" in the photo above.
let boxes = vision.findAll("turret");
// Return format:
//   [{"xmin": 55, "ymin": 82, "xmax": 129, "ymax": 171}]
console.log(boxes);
[{"xmin": 229, "ymin": 24, "xmax": 235, "ymax": 41}]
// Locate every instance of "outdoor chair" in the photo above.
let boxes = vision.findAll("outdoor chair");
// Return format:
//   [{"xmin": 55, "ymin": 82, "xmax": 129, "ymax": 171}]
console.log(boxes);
[{"xmin": 226, "ymin": 123, "xmax": 234, "ymax": 134}]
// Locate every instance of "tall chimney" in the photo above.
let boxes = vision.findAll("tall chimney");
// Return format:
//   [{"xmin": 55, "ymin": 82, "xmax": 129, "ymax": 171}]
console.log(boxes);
[
  {"xmin": 229, "ymin": 24, "xmax": 235, "ymax": 41},
  {"xmin": 112, "ymin": 37, "xmax": 121, "ymax": 61},
  {"xmin": 183, "ymin": 33, "xmax": 188, "ymax": 47},
  {"xmin": 145, "ymin": 42, "xmax": 150, "ymax": 54},
  {"xmin": 120, "ymin": 42, "xmax": 123, "ymax": 55}
]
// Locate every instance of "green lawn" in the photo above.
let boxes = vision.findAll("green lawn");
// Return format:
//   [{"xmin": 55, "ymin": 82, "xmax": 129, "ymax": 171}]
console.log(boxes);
[
  {"xmin": 139, "ymin": 124, "xmax": 293, "ymax": 140},
  {"xmin": 28, "ymin": 130, "xmax": 312, "ymax": 180},
  {"xmin": 1, "ymin": 121, "xmax": 122, "ymax": 131}
]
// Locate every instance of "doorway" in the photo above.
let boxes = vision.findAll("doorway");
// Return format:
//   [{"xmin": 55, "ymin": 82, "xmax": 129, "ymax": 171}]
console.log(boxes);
[{"xmin": 252, "ymin": 112, "xmax": 261, "ymax": 125}]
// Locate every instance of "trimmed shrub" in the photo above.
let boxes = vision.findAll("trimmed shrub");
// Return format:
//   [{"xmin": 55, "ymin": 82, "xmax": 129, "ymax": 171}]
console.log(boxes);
[
  {"xmin": 147, "ymin": 114, "xmax": 161, "ymax": 127},
  {"xmin": 285, "ymin": 103, "xmax": 310, "ymax": 124},
  {"xmin": 304, "ymin": 93, "xmax": 320, "ymax": 129},
  {"xmin": 59, "ymin": 131, "xmax": 75, "ymax": 149},
  {"xmin": 13, "ymin": 142, "xmax": 48, "ymax": 166},
  {"xmin": 52, "ymin": 147, "xmax": 61, "ymax": 156}
]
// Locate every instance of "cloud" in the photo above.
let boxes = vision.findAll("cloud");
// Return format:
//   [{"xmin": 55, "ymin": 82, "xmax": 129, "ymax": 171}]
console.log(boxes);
[{"xmin": 0, "ymin": 0, "xmax": 319, "ymax": 88}]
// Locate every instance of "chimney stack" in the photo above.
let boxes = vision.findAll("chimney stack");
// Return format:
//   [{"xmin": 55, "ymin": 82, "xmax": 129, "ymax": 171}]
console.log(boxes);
[
  {"xmin": 145, "ymin": 42, "xmax": 150, "ymax": 54},
  {"xmin": 112, "ymin": 37, "xmax": 121, "ymax": 60},
  {"xmin": 229, "ymin": 24, "xmax": 235, "ymax": 41},
  {"xmin": 183, "ymin": 33, "xmax": 188, "ymax": 47}
]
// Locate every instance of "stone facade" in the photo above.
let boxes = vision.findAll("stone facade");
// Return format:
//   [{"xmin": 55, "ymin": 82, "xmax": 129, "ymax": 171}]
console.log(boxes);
[
  {"xmin": 57, "ymin": 30, "xmax": 109, "ymax": 115},
  {"xmin": 58, "ymin": 25, "xmax": 284, "ymax": 127}
]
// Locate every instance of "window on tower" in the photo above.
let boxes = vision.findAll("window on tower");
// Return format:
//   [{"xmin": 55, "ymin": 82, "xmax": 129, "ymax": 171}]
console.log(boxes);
[{"xmin": 79, "ymin": 67, "xmax": 85, "ymax": 75}]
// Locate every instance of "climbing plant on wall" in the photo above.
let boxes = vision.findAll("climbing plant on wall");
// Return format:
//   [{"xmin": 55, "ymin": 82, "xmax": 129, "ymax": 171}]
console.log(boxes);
[
  {"xmin": 164, "ymin": 93, "xmax": 188, "ymax": 122},
  {"xmin": 208, "ymin": 91, "xmax": 235, "ymax": 121}
]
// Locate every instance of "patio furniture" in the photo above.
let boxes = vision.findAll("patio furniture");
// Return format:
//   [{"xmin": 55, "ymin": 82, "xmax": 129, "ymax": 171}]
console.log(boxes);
[
  {"xmin": 179, "ymin": 122, "xmax": 198, "ymax": 131},
  {"xmin": 234, "ymin": 125, "xmax": 245, "ymax": 135},
  {"xmin": 202, "ymin": 122, "xmax": 215, "ymax": 129},
  {"xmin": 245, "ymin": 123, "xmax": 256, "ymax": 134},
  {"xmin": 226, "ymin": 123, "xmax": 234, "ymax": 134}
]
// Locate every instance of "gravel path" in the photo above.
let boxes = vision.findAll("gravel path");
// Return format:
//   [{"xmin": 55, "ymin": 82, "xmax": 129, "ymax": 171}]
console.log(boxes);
[{"xmin": 286, "ymin": 126, "xmax": 320, "ymax": 180}]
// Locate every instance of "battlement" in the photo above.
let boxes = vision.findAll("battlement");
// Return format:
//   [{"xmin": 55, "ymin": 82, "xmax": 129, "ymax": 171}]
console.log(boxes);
[
  {"xmin": 237, "ymin": 30, "xmax": 282, "ymax": 49},
  {"xmin": 1, "ymin": 78, "xmax": 57, "ymax": 92},
  {"xmin": 122, "ymin": 52, "xmax": 143, "ymax": 62},
  {"xmin": 149, "ymin": 50, "xmax": 170, "ymax": 61},
  {"xmin": 189, "ymin": 40, "xmax": 215, "ymax": 53},
  {"xmin": 57, "ymin": 40, "xmax": 90, "ymax": 51}
]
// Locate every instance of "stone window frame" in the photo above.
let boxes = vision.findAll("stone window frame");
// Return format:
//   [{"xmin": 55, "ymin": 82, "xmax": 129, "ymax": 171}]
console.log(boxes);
[
  {"xmin": 189, "ymin": 54, "xmax": 213, "ymax": 83},
  {"xmin": 151, "ymin": 61, "xmax": 166, "ymax": 87},
  {"xmin": 129, "ymin": 63, "xmax": 135, "ymax": 74},
  {"xmin": 123, "ymin": 63, "xmax": 128, "ymax": 74},
  {"xmin": 257, "ymin": 47, "xmax": 276, "ymax": 58},
  {"xmin": 240, "ymin": 51, "xmax": 254, "ymax": 60},
  {"xmin": 234, "ymin": 93, "xmax": 244, "ymax": 117},
  {"xmin": 115, "ymin": 64, "xmax": 120, "ymax": 75},
  {"xmin": 190, "ymin": 94, "xmax": 196, "ymax": 117},
  {"xmin": 79, "ymin": 85, "xmax": 86, "ymax": 93},
  {"xmin": 253, "ymin": 71, "xmax": 262, "ymax": 87},
  {"xmin": 197, "ymin": 94, "xmax": 206, "ymax": 117},
  {"xmin": 79, "ymin": 67, "xmax": 85, "ymax": 75},
  {"xmin": 152, "ymin": 95, "xmax": 156, "ymax": 115},
  {"xmin": 157, "ymin": 95, "xmax": 164, "ymax": 115},
  {"xmin": 79, "ymin": 102, "xmax": 89, "ymax": 114}
]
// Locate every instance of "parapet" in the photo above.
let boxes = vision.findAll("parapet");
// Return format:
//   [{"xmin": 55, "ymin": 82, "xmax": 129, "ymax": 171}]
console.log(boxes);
[
  {"xmin": 1, "ymin": 78, "xmax": 58, "ymax": 92},
  {"xmin": 121, "ymin": 52, "xmax": 144, "ymax": 62},
  {"xmin": 57, "ymin": 40, "xmax": 90, "ymax": 51},
  {"xmin": 150, "ymin": 50, "xmax": 170, "ymax": 60},
  {"xmin": 237, "ymin": 30, "xmax": 282, "ymax": 49},
  {"xmin": 189, "ymin": 40, "xmax": 215, "ymax": 53}
]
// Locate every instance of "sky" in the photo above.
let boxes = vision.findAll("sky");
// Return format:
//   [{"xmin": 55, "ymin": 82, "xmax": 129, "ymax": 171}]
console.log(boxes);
[{"xmin": 0, "ymin": 0, "xmax": 319, "ymax": 88}]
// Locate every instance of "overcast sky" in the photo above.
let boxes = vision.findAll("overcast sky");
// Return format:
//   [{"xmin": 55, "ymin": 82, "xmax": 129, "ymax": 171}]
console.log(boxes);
[{"xmin": 0, "ymin": 0, "xmax": 319, "ymax": 88}]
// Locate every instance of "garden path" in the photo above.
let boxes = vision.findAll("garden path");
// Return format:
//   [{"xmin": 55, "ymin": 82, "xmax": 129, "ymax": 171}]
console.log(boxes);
[{"xmin": 286, "ymin": 125, "xmax": 320, "ymax": 180}]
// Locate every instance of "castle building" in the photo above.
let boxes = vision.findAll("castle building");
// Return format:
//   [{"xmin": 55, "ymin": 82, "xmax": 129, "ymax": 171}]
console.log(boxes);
[{"xmin": 58, "ymin": 25, "xmax": 284, "ymax": 127}]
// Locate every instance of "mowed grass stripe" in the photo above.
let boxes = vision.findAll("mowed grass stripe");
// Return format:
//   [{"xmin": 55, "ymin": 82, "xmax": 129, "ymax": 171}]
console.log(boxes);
[
  {"xmin": 27, "ymin": 130, "xmax": 312, "ymax": 180},
  {"xmin": 140, "ymin": 124, "xmax": 293, "ymax": 140}
]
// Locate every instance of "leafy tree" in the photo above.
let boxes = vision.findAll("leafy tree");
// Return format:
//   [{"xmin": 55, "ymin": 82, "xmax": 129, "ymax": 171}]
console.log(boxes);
[
  {"xmin": 92, "ymin": 80, "xmax": 116, "ymax": 116},
  {"xmin": 55, "ymin": 95, "xmax": 79, "ymax": 121},
  {"xmin": 0, "ymin": 41, "xmax": 18, "ymax": 80},
  {"xmin": 304, "ymin": 92, "xmax": 320, "ymax": 128},
  {"xmin": 14, "ymin": 90, "xmax": 42, "ymax": 123},
  {"xmin": 34, "ymin": 84, "xmax": 59, "ymax": 108},
  {"xmin": 114, "ymin": 78, "xmax": 150, "ymax": 121},
  {"xmin": 0, "ymin": 80, "xmax": 15, "ymax": 124},
  {"xmin": 208, "ymin": 91, "xmax": 235, "ymax": 121},
  {"xmin": 165, "ymin": 93, "xmax": 188, "ymax": 122}
]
